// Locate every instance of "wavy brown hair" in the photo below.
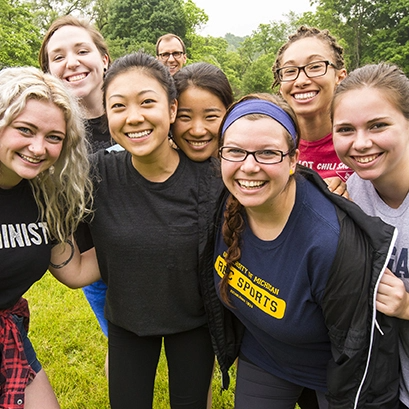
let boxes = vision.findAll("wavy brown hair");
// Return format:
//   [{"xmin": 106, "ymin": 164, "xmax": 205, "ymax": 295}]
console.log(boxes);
[
  {"xmin": 331, "ymin": 62, "xmax": 409, "ymax": 122},
  {"xmin": 218, "ymin": 93, "xmax": 299, "ymax": 304},
  {"xmin": 39, "ymin": 15, "xmax": 111, "ymax": 73}
]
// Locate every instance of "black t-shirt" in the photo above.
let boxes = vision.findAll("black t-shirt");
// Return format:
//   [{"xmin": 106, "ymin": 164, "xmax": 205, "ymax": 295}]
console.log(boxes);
[
  {"xmin": 85, "ymin": 115, "xmax": 114, "ymax": 154},
  {"xmin": 86, "ymin": 149, "xmax": 209, "ymax": 336},
  {"xmin": 0, "ymin": 180, "xmax": 51, "ymax": 309},
  {"xmin": 75, "ymin": 115, "xmax": 115, "ymax": 250}
]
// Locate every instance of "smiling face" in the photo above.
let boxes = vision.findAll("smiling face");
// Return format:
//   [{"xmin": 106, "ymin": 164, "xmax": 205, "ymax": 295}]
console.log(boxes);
[
  {"xmin": 0, "ymin": 99, "xmax": 66, "ymax": 189},
  {"xmin": 221, "ymin": 116, "xmax": 298, "ymax": 212},
  {"xmin": 279, "ymin": 37, "xmax": 346, "ymax": 120},
  {"xmin": 105, "ymin": 69, "xmax": 177, "ymax": 161},
  {"xmin": 333, "ymin": 87, "xmax": 409, "ymax": 187},
  {"xmin": 172, "ymin": 86, "xmax": 226, "ymax": 161},
  {"xmin": 157, "ymin": 37, "xmax": 187, "ymax": 76},
  {"xmin": 46, "ymin": 25, "xmax": 108, "ymax": 104}
]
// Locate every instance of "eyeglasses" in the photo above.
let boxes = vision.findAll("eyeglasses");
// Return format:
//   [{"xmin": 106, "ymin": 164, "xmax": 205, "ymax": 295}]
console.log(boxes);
[
  {"xmin": 157, "ymin": 51, "xmax": 185, "ymax": 61},
  {"xmin": 276, "ymin": 60, "xmax": 337, "ymax": 82},
  {"xmin": 219, "ymin": 146, "xmax": 293, "ymax": 165}
]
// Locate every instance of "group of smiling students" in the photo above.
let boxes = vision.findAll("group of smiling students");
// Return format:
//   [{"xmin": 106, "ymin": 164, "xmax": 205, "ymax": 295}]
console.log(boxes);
[{"xmin": 1, "ymin": 14, "xmax": 409, "ymax": 409}]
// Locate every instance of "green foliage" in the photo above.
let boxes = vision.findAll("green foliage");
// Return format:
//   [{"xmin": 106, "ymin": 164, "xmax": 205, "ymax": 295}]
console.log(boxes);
[
  {"xmin": 3, "ymin": 0, "xmax": 409, "ymax": 93},
  {"xmin": 224, "ymin": 33, "xmax": 246, "ymax": 52},
  {"xmin": 25, "ymin": 272, "xmax": 236, "ymax": 408},
  {"xmin": 183, "ymin": 0, "xmax": 208, "ymax": 44},
  {"xmin": 364, "ymin": 0, "xmax": 409, "ymax": 71},
  {"xmin": 310, "ymin": 0, "xmax": 409, "ymax": 74},
  {"xmin": 106, "ymin": 38, "xmax": 156, "ymax": 61},
  {"xmin": 241, "ymin": 53, "xmax": 276, "ymax": 95},
  {"xmin": 104, "ymin": 0, "xmax": 187, "ymax": 48},
  {"xmin": 0, "ymin": 0, "xmax": 41, "ymax": 68},
  {"xmin": 26, "ymin": 0, "xmax": 95, "ymax": 34}
]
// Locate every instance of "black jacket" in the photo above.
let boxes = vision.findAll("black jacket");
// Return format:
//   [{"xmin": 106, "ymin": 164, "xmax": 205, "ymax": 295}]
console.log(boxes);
[
  {"xmin": 302, "ymin": 167, "xmax": 400, "ymax": 409},
  {"xmin": 202, "ymin": 165, "xmax": 400, "ymax": 408},
  {"xmin": 197, "ymin": 158, "xmax": 244, "ymax": 390}
]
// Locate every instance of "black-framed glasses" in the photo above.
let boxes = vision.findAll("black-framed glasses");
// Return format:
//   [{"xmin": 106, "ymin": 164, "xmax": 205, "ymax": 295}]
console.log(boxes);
[
  {"xmin": 158, "ymin": 51, "xmax": 185, "ymax": 61},
  {"xmin": 219, "ymin": 146, "xmax": 293, "ymax": 165},
  {"xmin": 276, "ymin": 60, "xmax": 337, "ymax": 82}
]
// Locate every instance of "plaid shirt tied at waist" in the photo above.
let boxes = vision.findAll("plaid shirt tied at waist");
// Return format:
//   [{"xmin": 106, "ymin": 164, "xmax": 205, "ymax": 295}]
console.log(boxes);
[{"xmin": 0, "ymin": 297, "xmax": 36, "ymax": 409}]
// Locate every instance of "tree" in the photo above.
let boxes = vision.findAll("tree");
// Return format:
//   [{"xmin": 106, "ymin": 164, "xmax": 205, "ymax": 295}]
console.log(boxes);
[
  {"xmin": 104, "ymin": 0, "xmax": 187, "ymax": 48},
  {"xmin": 0, "ymin": 0, "xmax": 41, "ymax": 68},
  {"xmin": 309, "ymin": 0, "xmax": 409, "ymax": 73},
  {"xmin": 241, "ymin": 53, "xmax": 276, "ymax": 95},
  {"xmin": 365, "ymin": 0, "xmax": 409, "ymax": 74},
  {"xmin": 26, "ymin": 0, "xmax": 95, "ymax": 34},
  {"xmin": 182, "ymin": 0, "xmax": 208, "ymax": 49}
]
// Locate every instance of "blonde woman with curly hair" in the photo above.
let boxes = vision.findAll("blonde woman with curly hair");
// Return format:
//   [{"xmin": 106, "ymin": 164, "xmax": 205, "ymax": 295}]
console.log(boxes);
[{"xmin": 0, "ymin": 66, "xmax": 92, "ymax": 409}]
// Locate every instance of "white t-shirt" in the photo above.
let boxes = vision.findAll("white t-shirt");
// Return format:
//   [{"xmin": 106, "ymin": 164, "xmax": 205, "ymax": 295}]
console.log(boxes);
[{"xmin": 348, "ymin": 173, "xmax": 409, "ymax": 406}]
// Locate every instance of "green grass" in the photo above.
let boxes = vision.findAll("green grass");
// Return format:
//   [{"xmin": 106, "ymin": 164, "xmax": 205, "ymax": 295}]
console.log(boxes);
[{"xmin": 24, "ymin": 272, "xmax": 236, "ymax": 408}]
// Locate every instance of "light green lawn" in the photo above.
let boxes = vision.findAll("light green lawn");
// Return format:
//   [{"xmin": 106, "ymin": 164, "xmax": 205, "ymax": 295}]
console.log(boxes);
[{"xmin": 24, "ymin": 272, "xmax": 236, "ymax": 408}]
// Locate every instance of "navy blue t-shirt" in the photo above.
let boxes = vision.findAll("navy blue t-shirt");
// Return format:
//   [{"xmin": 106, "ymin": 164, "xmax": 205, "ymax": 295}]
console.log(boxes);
[{"xmin": 214, "ymin": 175, "xmax": 340, "ymax": 391}]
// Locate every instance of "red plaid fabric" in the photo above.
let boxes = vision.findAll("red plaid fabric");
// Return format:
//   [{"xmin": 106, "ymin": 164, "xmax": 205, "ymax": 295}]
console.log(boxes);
[{"xmin": 0, "ymin": 298, "xmax": 36, "ymax": 408}]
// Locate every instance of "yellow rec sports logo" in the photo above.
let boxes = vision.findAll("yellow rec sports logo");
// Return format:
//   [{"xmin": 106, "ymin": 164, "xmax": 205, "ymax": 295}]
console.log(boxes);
[{"xmin": 215, "ymin": 255, "xmax": 286, "ymax": 319}]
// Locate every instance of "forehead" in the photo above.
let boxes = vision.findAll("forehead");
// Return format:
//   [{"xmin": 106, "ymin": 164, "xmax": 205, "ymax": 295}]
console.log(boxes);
[
  {"xmin": 224, "ymin": 116, "xmax": 289, "ymax": 146},
  {"xmin": 281, "ymin": 37, "xmax": 333, "ymax": 65},
  {"xmin": 158, "ymin": 38, "xmax": 183, "ymax": 53},
  {"xmin": 15, "ymin": 99, "xmax": 66, "ymax": 129},
  {"xmin": 106, "ymin": 69, "xmax": 165, "ymax": 95},
  {"xmin": 178, "ymin": 87, "xmax": 225, "ymax": 108},
  {"xmin": 334, "ymin": 87, "xmax": 400, "ymax": 118},
  {"xmin": 48, "ymin": 25, "xmax": 96, "ymax": 50}
]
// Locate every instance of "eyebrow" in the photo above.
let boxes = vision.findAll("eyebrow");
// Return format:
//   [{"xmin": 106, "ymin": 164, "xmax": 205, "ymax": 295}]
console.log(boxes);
[
  {"xmin": 177, "ymin": 107, "xmax": 223, "ymax": 113},
  {"xmin": 107, "ymin": 89, "xmax": 159, "ymax": 100},
  {"xmin": 49, "ymin": 42, "xmax": 93, "ymax": 53},
  {"xmin": 281, "ymin": 54, "xmax": 327, "ymax": 66},
  {"xmin": 334, "ymin": 116, "xmax": 390, "ymax": 126},
  {"xmin": 14, "ymin": 120, "xmax": 66, "ymax": 136}
]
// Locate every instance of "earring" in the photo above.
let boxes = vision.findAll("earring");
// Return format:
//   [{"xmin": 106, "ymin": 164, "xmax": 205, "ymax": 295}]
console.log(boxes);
[
  {"xmin": 49, "ymin": 165, "xmax": 55, "ymax": 175},
  {"xmin": 289, "ymin": 169, "xmax": 294, "ymax": 175}
]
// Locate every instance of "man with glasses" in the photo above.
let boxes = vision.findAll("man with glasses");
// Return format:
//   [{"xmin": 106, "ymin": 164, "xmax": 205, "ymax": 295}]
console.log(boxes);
[{"xmin": 156, "ymin": 33, "xmax": 187, "ymax": 76}]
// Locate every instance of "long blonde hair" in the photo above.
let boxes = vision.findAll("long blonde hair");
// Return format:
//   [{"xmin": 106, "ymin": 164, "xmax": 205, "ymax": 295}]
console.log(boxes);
[{"xmin": 0, "ymin": 66, "xmax": 93, "ymax": 242}]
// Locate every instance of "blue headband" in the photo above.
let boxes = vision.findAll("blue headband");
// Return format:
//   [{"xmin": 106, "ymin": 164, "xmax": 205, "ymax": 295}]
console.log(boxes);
[{"xmin": 221, "ymin": 99, "xmax": 297, "ymax": 143}]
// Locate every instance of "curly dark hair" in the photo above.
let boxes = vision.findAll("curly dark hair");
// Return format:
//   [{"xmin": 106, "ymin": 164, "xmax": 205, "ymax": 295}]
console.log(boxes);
[{"xmin": 272, "ymin": 25, "xmax": 345, "ymax": 89}]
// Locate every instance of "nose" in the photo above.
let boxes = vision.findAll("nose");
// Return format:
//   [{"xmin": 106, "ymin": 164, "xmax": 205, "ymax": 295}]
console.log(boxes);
[
  {"xmin": 240, "ymin": 153, "xmax": 260, "ymax": 173},
  {"xmin": 353, "ymin": 129, "xmax": 372, "ymax": 151},
  {"xmin": 126, "ymin": 105, "xmax": 144, "ymax": 124},
  {"xmin": 66, "ymin": 53, "xmax": 80, "ymax": 69},
  {"xmin": 28, "ymin": 136, "xmax": 46, "ymax": 157},
  {"xmin": 168, "ymin": 54, "xmax": 176, "ymax": 62},
  {"xmin": 190, "ymin": 120, "xmax": 207, "ymax": 137},
  {"xmin": 294, "ymin": 68, "xmax": 311, "ymax": 85}
]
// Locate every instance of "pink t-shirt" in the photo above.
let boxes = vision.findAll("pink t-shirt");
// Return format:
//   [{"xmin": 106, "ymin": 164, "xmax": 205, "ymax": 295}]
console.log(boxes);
[{"xmin": 298, "ymin": 133, "xmax": 353, "ymax": 181}]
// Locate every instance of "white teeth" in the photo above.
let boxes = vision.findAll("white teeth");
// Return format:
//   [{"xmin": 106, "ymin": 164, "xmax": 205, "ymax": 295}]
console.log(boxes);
[
  {"xmin": 294, "ymin": 92, "xmax": 317, "ymax": 100},
  {"xmin": 238, "ymin": 180, "xmax": 265, "ymax": 188},
  {"xmin": 355, "ymin": 154, "xmax": 378, "ymax": 163},
  {"xmin": 127, "ymin": 130, "xmax": 151, "ymax": 138},
  {"xmin": 188, "ymin": 140, "xmax": 209, "ymax": 147},
  {"xmin": 67, "ymin": 74, "xmax": 86, "ymax": 82},
  {"xmin": 20, "ymin": 154, "xmax": 41, "ymax": 163}
]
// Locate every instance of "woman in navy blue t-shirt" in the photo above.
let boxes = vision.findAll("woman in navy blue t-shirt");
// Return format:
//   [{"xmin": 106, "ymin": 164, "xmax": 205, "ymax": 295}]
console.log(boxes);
[{"xmin": 214, "ymin": 94, "xmax": 399, "ymax": 409}]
